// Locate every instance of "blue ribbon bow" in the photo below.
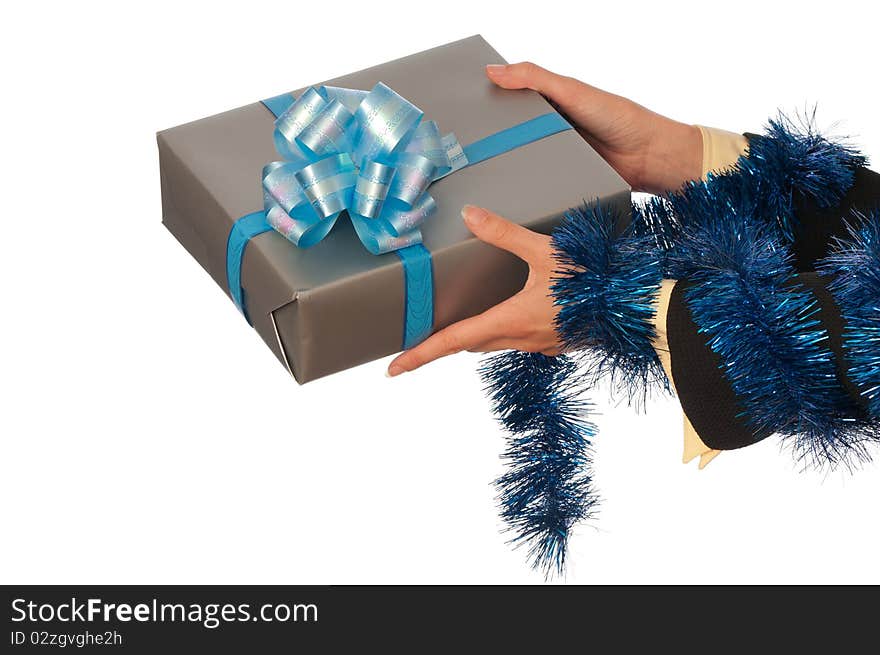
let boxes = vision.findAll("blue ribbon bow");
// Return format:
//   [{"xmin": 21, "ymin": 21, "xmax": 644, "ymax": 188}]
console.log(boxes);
[
  {"xmin": 263, "ymin": 83, "xmax": 467, "ymax": 254},
  {"xmin": 227, "ymin": 82, "xmax": 573, "ymax": 352}
]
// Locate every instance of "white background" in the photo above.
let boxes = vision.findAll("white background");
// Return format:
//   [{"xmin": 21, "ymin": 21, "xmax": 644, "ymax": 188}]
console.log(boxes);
[{"xmin": 2, "ymin": 0, "xmax": 878, "ymax": 584}]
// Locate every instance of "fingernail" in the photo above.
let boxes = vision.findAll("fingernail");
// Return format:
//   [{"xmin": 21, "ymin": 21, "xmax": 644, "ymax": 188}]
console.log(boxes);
[
  {"xmin": 486, "ymin": 64, "xmax": 507, "ymax": 76},
  {"xmin": 386, "ymin": 364, "xmax": 406, "ymax": 377},
  {"xmin": 461, "ymin": 205, "xmax": 486, "ymax": 225}
]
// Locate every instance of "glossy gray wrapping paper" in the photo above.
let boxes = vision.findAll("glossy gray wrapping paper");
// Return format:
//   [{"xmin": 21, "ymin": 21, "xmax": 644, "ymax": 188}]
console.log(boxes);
[{"xmin": 157, "ymin": 35, "xmax": 630, "ymax": 383}]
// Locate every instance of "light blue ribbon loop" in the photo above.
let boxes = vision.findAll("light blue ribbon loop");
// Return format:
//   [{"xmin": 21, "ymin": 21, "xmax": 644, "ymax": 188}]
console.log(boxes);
[
  {"xmin": 262, "ymin": 82, "xmax": 468, "ymax": 255},
  {"xmin": 353, "ymin": 161, "xmax": 395, "ymax": 218}
]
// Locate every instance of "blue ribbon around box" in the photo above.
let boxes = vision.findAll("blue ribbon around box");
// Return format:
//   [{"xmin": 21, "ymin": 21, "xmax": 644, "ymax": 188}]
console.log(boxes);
[{"xmin": 226, "ymin": 82, "xmax": 572, "ymax": 349}]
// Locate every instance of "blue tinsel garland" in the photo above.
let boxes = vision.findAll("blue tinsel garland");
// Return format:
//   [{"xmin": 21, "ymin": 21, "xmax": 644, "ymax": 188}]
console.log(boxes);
[
  {"xmin": 643, "ymin": 112, "xmax": 868, "ymax": 258},
  {"xmin": 657, "ymin": 116, "xmax": 878, "ymax": 467},
  {"xmin": 738, "ymin": 112, "xmax": 867, "ymax": 241},
  {"xmin": 482, "ymin": 113, "xmax": 877, "ymax": 574},
  {"xmin": 481, "ymin": 204, "xmax": 666, "ymax": 577},
  {"xmin": 480, "ymin": 351, "xmax": 597, "ymax": 577},
  {"xmin": 551, "ymin": 202, "xmax": 668, "ymax": 403},
  {"xmin": 667, "ymin": 213, "xmax": 874, "ymax": 468},
  {"xmin": 820, "ymin": 210, "xmax": 880, "ymax": 418}
]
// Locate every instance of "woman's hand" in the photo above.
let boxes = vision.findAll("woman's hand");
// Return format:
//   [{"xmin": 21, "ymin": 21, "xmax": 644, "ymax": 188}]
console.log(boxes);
[
  {"xmin": 386, "ymin": 63, "xmax": 704, "ymax": 376},
  {"xmin": 386, "ymin": 205, "xmax": 561, "ymax": 376},
  {"xmin": 485, "ymin": 62, "xmax": 702, "ymax": 194}
]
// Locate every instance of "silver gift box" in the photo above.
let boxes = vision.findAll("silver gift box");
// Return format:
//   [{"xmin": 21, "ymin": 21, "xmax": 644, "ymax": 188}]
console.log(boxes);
[{"xmin": 157, "ymin": 35, "xmax": 630, "ymax": 383}]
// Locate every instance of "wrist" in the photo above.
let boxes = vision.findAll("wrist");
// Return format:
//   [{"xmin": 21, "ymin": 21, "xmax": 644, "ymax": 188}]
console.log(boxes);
[
  {"xmin": 640, "ymin": 120, "xmax": 702, "ymax": 194},
  {"xmin": 551, "ymin": 202, "xmax": 668, "ymax": 399}
]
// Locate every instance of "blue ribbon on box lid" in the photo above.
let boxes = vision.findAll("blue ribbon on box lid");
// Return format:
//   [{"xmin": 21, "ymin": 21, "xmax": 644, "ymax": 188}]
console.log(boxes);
[{"xmin": 227, "ymin": 82, "xmax": 572, "ymax": 349}]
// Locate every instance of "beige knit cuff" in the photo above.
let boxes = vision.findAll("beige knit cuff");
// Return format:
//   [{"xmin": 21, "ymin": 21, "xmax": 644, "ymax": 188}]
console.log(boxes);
[{"xmin": 695, "ymin": 125, "xmax": 749, "ymax": 179}]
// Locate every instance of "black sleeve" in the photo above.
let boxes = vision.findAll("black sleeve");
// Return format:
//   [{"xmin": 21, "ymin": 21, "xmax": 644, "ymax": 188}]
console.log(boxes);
[
  {"xmin": 793, "ymin": 166, "xmax": 880, "ymax": 271},
  {"xmin": 667, "ymin": 166, "xmax": 880, "ymax": 451}
]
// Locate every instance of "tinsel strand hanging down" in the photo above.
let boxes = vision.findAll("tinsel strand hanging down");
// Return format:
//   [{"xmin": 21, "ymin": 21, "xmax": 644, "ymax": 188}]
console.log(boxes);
[
  {"xmin": 480, "ymin": 352, "xmax": 597, "ymax": 577},
  {"xmin": 481, "ymin": 203, "xmax": 669, "ymax": 576}
]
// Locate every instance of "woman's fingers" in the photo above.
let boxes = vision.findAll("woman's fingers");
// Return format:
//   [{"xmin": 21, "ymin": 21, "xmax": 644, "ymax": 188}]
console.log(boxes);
[
  {"xmin": 466, "ymin": 331, "xmax": 562, "ymax": 355},
  {"xmin": 386, "ymin": 303, "xmax": 513, "ymax": 376},
  {"xmin": 462, "ymin": 205, "xmax": 547, "ymax": 263},
  {"xmin": 485, "ymin": 62, "xmax": 582, "ymax": 108},
  {"xmin": 385, "ymin": 207, "xmax": 553, "ymax": 376}
]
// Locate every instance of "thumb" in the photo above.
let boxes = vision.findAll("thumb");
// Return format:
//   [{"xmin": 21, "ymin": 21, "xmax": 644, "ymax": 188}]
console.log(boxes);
[
  {"xmin": 485, "ymin": 62, "xmax": 580, "ymax": 105},
  {"xmin": 461, "ymin": 205, "xmax": 544, "ymax": 263}
]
